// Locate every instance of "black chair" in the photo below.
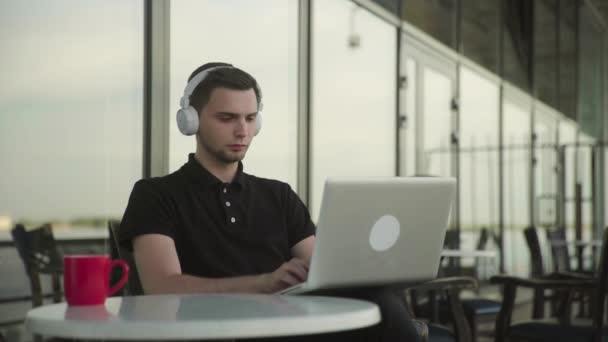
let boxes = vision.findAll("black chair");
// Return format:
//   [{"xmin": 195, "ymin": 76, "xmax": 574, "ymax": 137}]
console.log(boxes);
[
  {"xmin": 407, "ymin": 276, "xmax": 478, "ymax": 342},
  {"xmin": 546, "ymin": 226, "xmax": 572, "ymax": 273},
  {"xmin": 459, "ymin": 228, "xmax": 501, "ymax": 342},
  {"xmin": 491, "ymin": 226, "xmax": 608, "ymax": 342},
  {"xmin": 108, "ymin": 220, "xmax": 143, "ymax": 296},
  {"xmin": 11, "ymin": 223, "xmax": 63, "ymax": 307},
  {"xmin": 523, "ymin": 226, "xmax": 590, "ymax": 320},
  {"xmin": 424, "ymin": 228, "xmax": 501, "ymax": 342}
]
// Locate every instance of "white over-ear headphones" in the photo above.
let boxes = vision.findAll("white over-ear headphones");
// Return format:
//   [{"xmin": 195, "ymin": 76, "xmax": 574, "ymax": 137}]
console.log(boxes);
[{"xmin": 176, "ymin": 66, "xmax": 263, "ymax": 136}]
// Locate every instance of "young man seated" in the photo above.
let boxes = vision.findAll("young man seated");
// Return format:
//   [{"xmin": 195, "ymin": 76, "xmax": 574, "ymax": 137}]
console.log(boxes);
[{"xmin": 119, "ymin": 62, "xmax": 424, "ymax": 342}]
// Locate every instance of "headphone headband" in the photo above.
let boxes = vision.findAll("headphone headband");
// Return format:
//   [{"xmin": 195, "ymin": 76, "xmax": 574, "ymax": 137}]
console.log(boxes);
[{"xmin": 180, "ymin": 66, "xmax": 233, "ymax": 108}]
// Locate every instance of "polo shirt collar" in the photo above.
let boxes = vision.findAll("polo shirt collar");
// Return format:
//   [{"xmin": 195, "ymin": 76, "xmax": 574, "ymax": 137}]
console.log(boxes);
[{"xmin": 184, "ymin": 153, "xmax": 245, "ymax": 190}]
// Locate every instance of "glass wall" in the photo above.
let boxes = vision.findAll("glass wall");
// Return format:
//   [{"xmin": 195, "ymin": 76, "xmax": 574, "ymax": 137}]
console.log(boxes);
[
  {"xmin": 502, "ymin": 84, "xmax": 532, "ymax": 275},
  {"xmin": 502, "ymin": 0, "xmax": 532, "ymax": 92},
  {"xmin": 169, "ymin": 0, "xmax": 299, "ymax": 188},
  {"xmin": 399, "ymin": 58, "xmax": 418, "ymax": 176},
  {"xmin": 559, "ymin": 118, "xmax": 578, "ymax": 234},
  {"xmin": 460, "ymin": 0, "xmax": 500, "ymax": 74},
  {"xmin": 534, "ymin": 0, "xmax": 558, "ymax": 109},
  {"xmin": 534, "ymin": 103, "xmax": 560, "ymax": 229},
  {"xmin": 421, "ymin": 66, "xmax": 454, "ymax": 176},
  {"xmin": 459, "ymin": 66, "xmax": 500, "ymax": 232},
  {"xmin": 558, "ymin": 0, "xmax": 577, "ymax": 117},
  {"xmin": 0, "ymin": 3, "xmax": 142, "ymax": 330},
  {"xmin": 0, "ymin": 0, "xmax": 143, "ymax": 229},
  {"xmin": 578, "ymin": 132, "xmax": 596, "ymax": 238},
  {"xmin": 311, "ymin": 0, "xmax": 397, "ymax": 220},
  {"xmin": 578, "ymin": 4, "xmax": 605, "ymax": 140},
  {"xmin": 402, "ymin": 0, "xmax": 457, "ymax": 49}
]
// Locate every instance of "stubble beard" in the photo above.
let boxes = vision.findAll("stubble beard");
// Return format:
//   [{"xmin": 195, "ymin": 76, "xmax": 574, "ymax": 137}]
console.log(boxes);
[{"xmin": 198, "ymin": 132, "xmax": 245, "ymax": 165}]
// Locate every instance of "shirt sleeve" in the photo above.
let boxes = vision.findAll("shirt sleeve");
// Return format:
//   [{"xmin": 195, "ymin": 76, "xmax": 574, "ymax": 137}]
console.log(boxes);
[
  {"xmin": 284, "ymin": 184, "xmax": 316, "ymax": 247},
  {"xmin": 118, "ymin": 179, "xmax": 177, "ymax": 251}
]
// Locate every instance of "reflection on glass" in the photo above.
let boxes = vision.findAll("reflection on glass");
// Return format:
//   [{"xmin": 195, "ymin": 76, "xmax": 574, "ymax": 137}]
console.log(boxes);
[
  {"xmin": 422, "ymin": 67, "xmax": 452, "ymax": 177},
  {"xmin": 502, "ymin": 93, "xmax": 531, "ymax": 276},
  {"xmin": 311, "ymin": 0, "xmax": 396, "ymax": 220},
  {"xmin": 0, "ymin": 0, "xmax": 143, "ymax": 229},
  {"xmin": 459, "ymin": 67, "xmax": 499, "ymax": 233},
  {"xmin": 169, "ymin": 0, "xmax": 299, "ymax": 187}
]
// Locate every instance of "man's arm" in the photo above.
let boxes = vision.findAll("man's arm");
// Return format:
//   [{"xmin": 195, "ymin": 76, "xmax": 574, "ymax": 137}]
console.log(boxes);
[
  {"xmin": 291, "ymin": 235, "xmax": 315, "ymax": 263},
  {"xmin": 133, "ymin": 234, "xmax": 309, "ymax": 294}
]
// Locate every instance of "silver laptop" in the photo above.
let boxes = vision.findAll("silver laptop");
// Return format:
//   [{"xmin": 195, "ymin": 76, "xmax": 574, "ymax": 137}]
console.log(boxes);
[{"xmin": 280, "ymin": 177, "xmax": 456, "ymax": 295}]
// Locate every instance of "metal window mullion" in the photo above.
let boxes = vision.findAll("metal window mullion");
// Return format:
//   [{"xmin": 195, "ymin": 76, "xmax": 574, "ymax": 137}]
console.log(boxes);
[
  {"xmin": 143, "ymin": 0, "xmax": 170, "ymax": 178},
  {"xmin": 297, "ymin": 0, "xmax": 312, "ymax": 205}
]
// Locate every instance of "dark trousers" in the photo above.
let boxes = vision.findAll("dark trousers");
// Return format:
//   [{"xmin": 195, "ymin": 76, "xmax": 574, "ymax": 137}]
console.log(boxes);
[{"xmin": 246, "ymin": 286, "xmax": 423, "ymax": 342}]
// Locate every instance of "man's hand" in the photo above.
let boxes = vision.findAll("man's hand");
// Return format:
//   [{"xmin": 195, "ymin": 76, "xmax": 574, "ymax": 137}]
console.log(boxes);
[{"xmin": 262, "ymin": 258, "xmax": 309, "ymax": 293}]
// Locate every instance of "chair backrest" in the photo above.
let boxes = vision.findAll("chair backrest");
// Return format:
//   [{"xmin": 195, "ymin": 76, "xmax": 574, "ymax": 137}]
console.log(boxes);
[
  {"xmin": 476, "ymin": 227, "xmax": 490, "ymax": 251},
  {"xmin": 108, "ymin": 220, "xmax": 143, "ymax": 295},
  {"xmin": 11, "ymin": 224, "xmax": 62, "ymax": 274},
  {"xmin": 545, "ymin": 226, "xmax": 571, "ymax": 272},
  {"xmin": 11, "ymin": 223, "xmax": 63, "ymax": 306},
  {"xmin": 523, "ymin": 226, "xmax": 545, "ymax": 277},
  {"xmin": 592, "ymin": 227, "xmax": 608, "ymax": 342}
]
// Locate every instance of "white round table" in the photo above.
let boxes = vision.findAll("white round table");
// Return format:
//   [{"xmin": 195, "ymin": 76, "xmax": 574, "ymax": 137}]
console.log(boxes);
[{"xmin": 26, "ymin": 294, "xmax": 381, "ymax": 340}]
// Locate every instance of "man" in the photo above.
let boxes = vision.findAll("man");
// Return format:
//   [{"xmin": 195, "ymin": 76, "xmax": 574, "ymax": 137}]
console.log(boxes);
[{"xmin": 119, "ymin": 62, "xmax": 423, "ymax": 341}]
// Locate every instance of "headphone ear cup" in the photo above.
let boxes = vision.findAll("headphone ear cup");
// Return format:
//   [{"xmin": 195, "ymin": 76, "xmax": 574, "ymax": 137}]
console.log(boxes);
[
  {"xmin": 176, "ymin": 106, "xmax": 200, "ymax": 136},
  {"xmin": 255, "ymin": 111, "xmax": 263, "ymax": 136}
]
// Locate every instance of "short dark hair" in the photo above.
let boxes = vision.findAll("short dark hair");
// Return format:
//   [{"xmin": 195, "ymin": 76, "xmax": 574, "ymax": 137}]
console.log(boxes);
[{"xmin": 187, "ymin": 62, "xmax": 262, "ymax": 113}]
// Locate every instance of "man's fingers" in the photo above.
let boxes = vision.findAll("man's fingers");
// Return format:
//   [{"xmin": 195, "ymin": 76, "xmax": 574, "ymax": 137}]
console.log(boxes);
[
  {"xmin": 283, "ymin": 262, "xmax": 308, "ymax": 281},
  {"xmin": 279, "ymin": 273, "xmax": 301, "ymax": 287}
]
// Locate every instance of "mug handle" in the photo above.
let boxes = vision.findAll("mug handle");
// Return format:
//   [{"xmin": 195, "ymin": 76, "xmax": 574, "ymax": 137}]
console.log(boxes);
[{"xmin": 108, "ymin": 259, "xmax": 130, "ymax": 296}]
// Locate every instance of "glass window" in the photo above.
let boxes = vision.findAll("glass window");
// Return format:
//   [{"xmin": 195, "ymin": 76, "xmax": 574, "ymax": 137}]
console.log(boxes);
[
  {"xmin": 534, "ymin": 104, "xmax": 559, "ymax": 229},
  {"xmin": 502, "ymin": 0, "xmax": 532, "ymax": 91},
  {"xmin": 578, "ymin": 4, "xmax": 604, "ymax": 139},
  {"xmin": 559, "ymin": 118, "xmax": 578, "ymax": 233},
  {"xmin": 399, "ymin": 58, "xmax": 418, "ymax": 176},
  {"xmin": 403, "ymin": 0, "xmax": 457, "ymax": 49},
  {"xmin": 460, "ymin": 0, "xmax": 500, "ymax": 73},
  {"xmin": 577, "ymin": 133, "xmax": 595, "ymax": 240},
  {"xmin": 534, "ymin": 0, "xmax": 558, "ymax": 108},
  {"xmin": 459, "ymin": 66, "xmax": 500, "ymax": 233},
  {"xmin": 311, "ymin": 0, "xmax": 397, "ymax": 220},
  {"xmin": 558, "ymin": 0, "xmax": 577, "ymax": 118},
  {"xmin": 422, "ymin": 67, "xmax": 454, "ymax": 176},
  {"xmin": 371, "ymin": 0, "xmax": 401, "ymax": 17},
  {"xmin": 502, "ymin": 85, "xmax": 531, "ymax": 276},
  {"xmin": 169, "ymin": 0, "xmax": 299, "ymax": 188},
  {"xmin": 0, "ymin": 0, "xmax": 143, "ymax": 229}
]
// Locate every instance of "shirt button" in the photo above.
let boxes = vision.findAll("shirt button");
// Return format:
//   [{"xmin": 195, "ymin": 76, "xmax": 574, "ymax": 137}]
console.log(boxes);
[
  {"xmin": 223, "ymin": 188, "xmax": 227, "ymax": 193},
  {"xmin": 226, "ymin": 201, "xmax": 231, "ymax": 207},
  {"xmin": 230, "ymin": 217, "xmax": 236, "ymax": 223}
]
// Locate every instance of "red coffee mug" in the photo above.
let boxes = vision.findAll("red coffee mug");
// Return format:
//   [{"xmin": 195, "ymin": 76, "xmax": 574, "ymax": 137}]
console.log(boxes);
[{"xmin": 64, "ymin": 255, "xmax": 129, "ymax": 306}]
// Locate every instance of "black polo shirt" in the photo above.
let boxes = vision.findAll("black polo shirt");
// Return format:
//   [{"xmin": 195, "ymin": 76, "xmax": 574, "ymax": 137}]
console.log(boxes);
[{"xmin": 119, "ymin": 154, "xmax": 315, "ymax": 278}]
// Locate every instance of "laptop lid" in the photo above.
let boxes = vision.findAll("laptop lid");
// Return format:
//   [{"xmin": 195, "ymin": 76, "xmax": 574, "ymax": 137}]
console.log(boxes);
[{"xmin": 305, "ymin": 177, "xmax": 456, "ymax": 291}]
